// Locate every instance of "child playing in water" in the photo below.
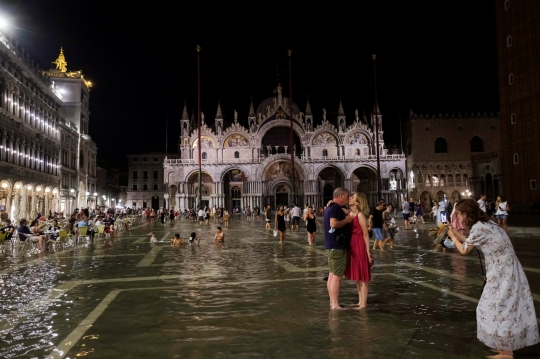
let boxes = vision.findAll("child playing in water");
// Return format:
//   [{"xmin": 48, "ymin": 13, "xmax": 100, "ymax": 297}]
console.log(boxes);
[
  {"xmin": 214, "ymin": 227, "xmax": 224, "ymax": 243},
  {"xmin": 170, "ymin": 233, "xmax": 185, "ymax": 246},
  {"xmin": 188, "ymin": 232, "xmax": 200, "ymax": 245},
  {"xmin": 150, "ymin": 232, "xmax": 158, "ymax": 243}
]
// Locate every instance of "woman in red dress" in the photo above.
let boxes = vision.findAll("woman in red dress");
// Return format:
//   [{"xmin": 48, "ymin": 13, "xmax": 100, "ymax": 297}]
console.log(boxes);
[{"xmin": 345, "ymin": 192, "xmax": 373, "ymax": 308}]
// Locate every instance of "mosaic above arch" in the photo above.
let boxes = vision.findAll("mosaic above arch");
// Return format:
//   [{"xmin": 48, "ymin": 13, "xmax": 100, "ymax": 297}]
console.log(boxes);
[
  {"xmin": 226, "ymin": 169, "xmax": 248, "ymax": 182},
  {"xmin": 345, "ymin": 132, "xmax": 368, "ymax": 145},
  {"xmin": 312, "ymin": 131, "xmax": 337, "ymax": 145},
  {"xmin": 224, "ymin": 134, "xmax": 249, "ymax": 148},
  {"xmin": 192, "ymin": 136, "xmax": 215, "ymax": 148},
  {"xmin": 265, "ymin": 161, "xmax": 300, "ymax": 180}
]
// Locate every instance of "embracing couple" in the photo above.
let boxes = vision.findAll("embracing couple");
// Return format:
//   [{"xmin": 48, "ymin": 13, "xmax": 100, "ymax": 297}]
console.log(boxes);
[{"xmin": 324, "ymin": 187, "xmax": 373, "ymax": 310}]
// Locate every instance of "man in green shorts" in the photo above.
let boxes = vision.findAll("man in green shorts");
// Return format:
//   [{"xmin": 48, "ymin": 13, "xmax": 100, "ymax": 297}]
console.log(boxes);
[{"xmin": 323, "ymin": 187, "xmax": 352, "ymax": 310}]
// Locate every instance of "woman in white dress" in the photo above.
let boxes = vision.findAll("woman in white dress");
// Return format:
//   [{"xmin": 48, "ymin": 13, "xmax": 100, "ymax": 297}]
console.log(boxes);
[{"xmin": 448, "ymin": 199, "xmax": 538, "ymax": 358}]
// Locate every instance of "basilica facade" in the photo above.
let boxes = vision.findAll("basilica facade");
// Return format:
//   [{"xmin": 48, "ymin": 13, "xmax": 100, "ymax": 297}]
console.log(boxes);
[{"xmin": 162, "ymin": 87, "xmax": 406, "ymax": 211}]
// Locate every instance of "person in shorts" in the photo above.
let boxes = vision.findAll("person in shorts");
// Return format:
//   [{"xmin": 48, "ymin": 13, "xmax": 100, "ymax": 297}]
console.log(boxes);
[
  {"xmin": 402, "ymin": 200, "xmax": 412, "ymax": 229},
  {"xmin": 264, "ymin": 205, "xmax": 272, "ymax": 230},
  {"xmin": 291, "ymin": 204, "xmax": 301, "ymax": 229},
  {"xmin": 324, "ymin": 187, "xmax": 352, "ymax": 310},
  {"xmin": 369, "ymin": 200, "xmax": 386, "ymax": 250}
]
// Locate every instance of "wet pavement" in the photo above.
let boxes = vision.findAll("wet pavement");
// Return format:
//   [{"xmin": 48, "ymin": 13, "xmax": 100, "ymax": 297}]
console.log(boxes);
[{"xmin": 0, "ymin": 216, "xmax": 539, "ymax": 358}]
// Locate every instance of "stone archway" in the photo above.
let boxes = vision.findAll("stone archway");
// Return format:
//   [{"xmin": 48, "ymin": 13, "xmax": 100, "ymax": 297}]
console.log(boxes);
[
  {"xmin": 351, "ymin": 167, "xmax": 378, "ymax": 206},
  {"xmin": 223, "ymin": 168, "xmax": 248, "ymax": 211},
  {"xmin": 435, "ymin": 190, "xmax": 447, "ymax": 202},
  {"xmin": 186, "ymin": 172, "xmax": 214, "ymax": 209},
  {"xmin": 317, "ymin": 166, "xmax": 344, "ymax": 205},
  {"xmin": 274, "ymin": 183, "xmax": 290, "ymax": 208},
  {"xmin": 419, "ymin": 191, "xmax": 432, "ymax": 214}
]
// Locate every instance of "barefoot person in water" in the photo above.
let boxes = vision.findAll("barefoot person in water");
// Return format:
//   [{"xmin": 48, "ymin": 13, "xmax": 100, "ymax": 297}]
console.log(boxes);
[
  {"xmin": 324, "ymin": 187, "xmax": 352, "ymax": 310},
  {"xmin": 214, "ymin": 227, "xmax": 224, "ymax": 243}
]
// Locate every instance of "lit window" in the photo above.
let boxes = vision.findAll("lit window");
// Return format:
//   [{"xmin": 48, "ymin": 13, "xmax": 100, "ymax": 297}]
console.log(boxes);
[
  {"xmin": 511, "ymin": 113, "xmax": 517, "ymax": 124},
  {"xmin": 507, "ymin": 36, "xmax": 512, "ymax": 47},
  {"xmin": 513, "ymin": 153, "xmax": 519, "ymax": 164},
  {"xmin": 509, "ymin": 73, "xmax": 514, "ymax": 85}
]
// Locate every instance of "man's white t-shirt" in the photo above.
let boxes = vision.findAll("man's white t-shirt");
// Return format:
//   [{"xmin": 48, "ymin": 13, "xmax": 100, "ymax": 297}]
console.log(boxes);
[
  {"xmin": 198, "ymin": 209, "xmax": 205, "ymax": 217},
  {"xmin": 291, "ymin": 206, "xmax": 301, "ymax": 217},
  {"xmin": 477, "ymin": 199, "xmax": 487, "ymax": 212}
]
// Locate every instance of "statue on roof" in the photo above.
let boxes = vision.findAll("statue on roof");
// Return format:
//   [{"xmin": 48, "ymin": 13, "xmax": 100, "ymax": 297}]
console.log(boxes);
[
  {"xmin": 276, "ymin": 83, "xmax": 282, "ymax": 96},
  {"xmin": 52, "ymin": 48, "xmax": 68, "ymax": 72},
  {"xmin": 322, "ymin": 108, "xmax": 327, "ymax": 121}
]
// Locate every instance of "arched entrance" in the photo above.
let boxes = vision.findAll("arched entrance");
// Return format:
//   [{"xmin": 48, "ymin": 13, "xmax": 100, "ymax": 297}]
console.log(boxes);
[
  {"xmin": 352, "ymin": 167, "xmax": 378, "ymax": 206},
  {"xmin": 187, "ymin": 172, "xmax": 214, "ymax": 209},
  {"xmin": 151, "ymin": 195, "xmax": 160, "ymax": 211},
  {"xmin": 275, "ymin": 183, "xmax": 290, "ymax": 207},
  {"xmin": 223, "ymin": 169, "xmax": 247, "ymax": 211},
  {"xmin": 318, "ymin": 167, "xmax": 344, "ymax": 205},
  {"xmin": 419, "ymin": 191, "xmax": 432, "ymax": 213},
  {"xmin": 435, "ymin": 190, "xmax": 447, "ymax": 202},
  {"xmin": 450, "ymin": 190, "xmax": 461, "ymax": 204}
]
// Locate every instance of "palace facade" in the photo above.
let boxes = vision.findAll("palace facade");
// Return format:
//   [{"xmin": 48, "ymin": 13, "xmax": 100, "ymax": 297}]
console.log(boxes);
[
  {"xmin": 0, "ymin": 28, "xmax": 96, "ymax": 219},
  {"xmin": 162, "ymin": 86, "xmax": 407, "ymax": 211},
  {"xmin": 405, "ymin": 111, "xmax": 502, "ymax": 211}
]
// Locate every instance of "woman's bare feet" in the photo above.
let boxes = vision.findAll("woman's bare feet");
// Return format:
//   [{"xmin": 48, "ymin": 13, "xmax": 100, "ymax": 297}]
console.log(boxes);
[{"xmin": 487, "ymin": 349, "xmax": 513, "ymax": 358}]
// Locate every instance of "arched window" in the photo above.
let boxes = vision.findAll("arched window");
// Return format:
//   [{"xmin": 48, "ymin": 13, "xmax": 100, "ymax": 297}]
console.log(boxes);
[
  {"xmin": 513, "ymin": 153, "xmax": 519, "ymax": 164},
  {"xmin": 505, "ymin": 0, "xmax": 509, "ymax": 10},
  {"xmin": 355, "ymin": 149, "xmax": 360, "ymax": 156},
  {"xmin": 202, "ymin": 152, "xmax": 207, "ymax": 160},
  {"xmin": 231, "ymin": 186, "xmax": 241, "ymax": 199},
  {"xmin": 507, "ymin": 36, "xmax": 512, "ymax": 47},
  {"xmin": 234, "ymin": 151, "xmax": 239, "ymax": 159},
  {"xmin": 511, "ymin": 113, "xmax": 516, "ymax": 124},
  {"xmin": 509, "ymin": 73, "xmax": 514, "ymax": 85},
  {"xmin": 322, "ymin": 149, "xmax": 328, "ymax": 157},
  {"xmin": 470, "ymin": 136, "xmax": 484, "ymax": 152},
  {"xmin": 434, "ymin": 137, "xmax": 447, "ymax": 153}
]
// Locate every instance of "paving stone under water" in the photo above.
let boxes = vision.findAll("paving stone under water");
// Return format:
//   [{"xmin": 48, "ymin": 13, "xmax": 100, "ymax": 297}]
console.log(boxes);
[{"xmin": 0, "ymin": 217, "xmax": 539, "ymax": 358}]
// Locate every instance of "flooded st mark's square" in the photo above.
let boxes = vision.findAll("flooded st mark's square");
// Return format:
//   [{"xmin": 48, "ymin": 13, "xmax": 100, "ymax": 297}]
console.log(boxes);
[{"xmin": 0, "ymin": 216, "xmax": 539, "ymax": 359}]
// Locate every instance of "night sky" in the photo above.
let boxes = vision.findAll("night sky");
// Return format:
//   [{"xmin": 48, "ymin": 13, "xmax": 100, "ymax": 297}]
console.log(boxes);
[{"xmin": 0, "ymin": 1, "xmax": 499, "ymax": 170}]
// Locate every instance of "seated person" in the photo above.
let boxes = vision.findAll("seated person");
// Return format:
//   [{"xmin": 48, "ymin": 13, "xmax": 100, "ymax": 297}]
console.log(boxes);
[
  {"xmin": 18, "ymin": 218, "xmax": 46, "ymax": 251},
  {"xmin": 64, "ymin": 218, "xmax": 76, "ymax": 235},
  {"xmin": 47, "ymin": 220, "xmax": 61, "ymax": 241},
  {"xmin": 214, "ymin": 227, "xmax": 224, "ymax": 243},
  {"xmin": 170, "ymin": 233, "xmax": 185, "ymax": 246},
  {"xmin": 0, "ymin": 219, "xmax": 15, "ymax": 241}
]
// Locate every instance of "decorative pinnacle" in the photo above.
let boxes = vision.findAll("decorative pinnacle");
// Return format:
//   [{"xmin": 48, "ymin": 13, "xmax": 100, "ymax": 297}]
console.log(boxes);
[
  {"xmin": 196, "ymin": 45, "xmax": 201, "ymax": 53},
  {"xmin": 288, "ymin": 50, "xmax": 292, "ymax": 57},
  {"xmin": 372, "ymin": 54, "xmax": 377, "ymax": 61}
]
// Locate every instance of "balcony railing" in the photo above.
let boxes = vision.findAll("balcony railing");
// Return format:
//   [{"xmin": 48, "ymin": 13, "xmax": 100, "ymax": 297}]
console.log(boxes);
[{"xmin": 166, "ymin": 153, "xmax": 404, "ymax": 165}]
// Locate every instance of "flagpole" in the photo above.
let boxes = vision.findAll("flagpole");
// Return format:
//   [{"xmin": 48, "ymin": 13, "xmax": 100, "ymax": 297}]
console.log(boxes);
[
  {"xmin": 288, "ymin": 50, "xmax": 295, "ymax": 206},
  {"xmin": 197, "ymin": 45, "xmax": 202, "ymax": 210},
  {"xmin": 165, "ymin": 115, "xmax": 168, "ymax": 156},
  {"xmin": 372, "ymin": 54, "xmax": 382, "ymax": 201}
]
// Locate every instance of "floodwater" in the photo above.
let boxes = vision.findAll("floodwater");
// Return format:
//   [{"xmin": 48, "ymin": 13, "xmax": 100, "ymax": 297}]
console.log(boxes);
[{"xmin": 0, "ymin": 216, "xmax": 539, "ymax": 358}]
